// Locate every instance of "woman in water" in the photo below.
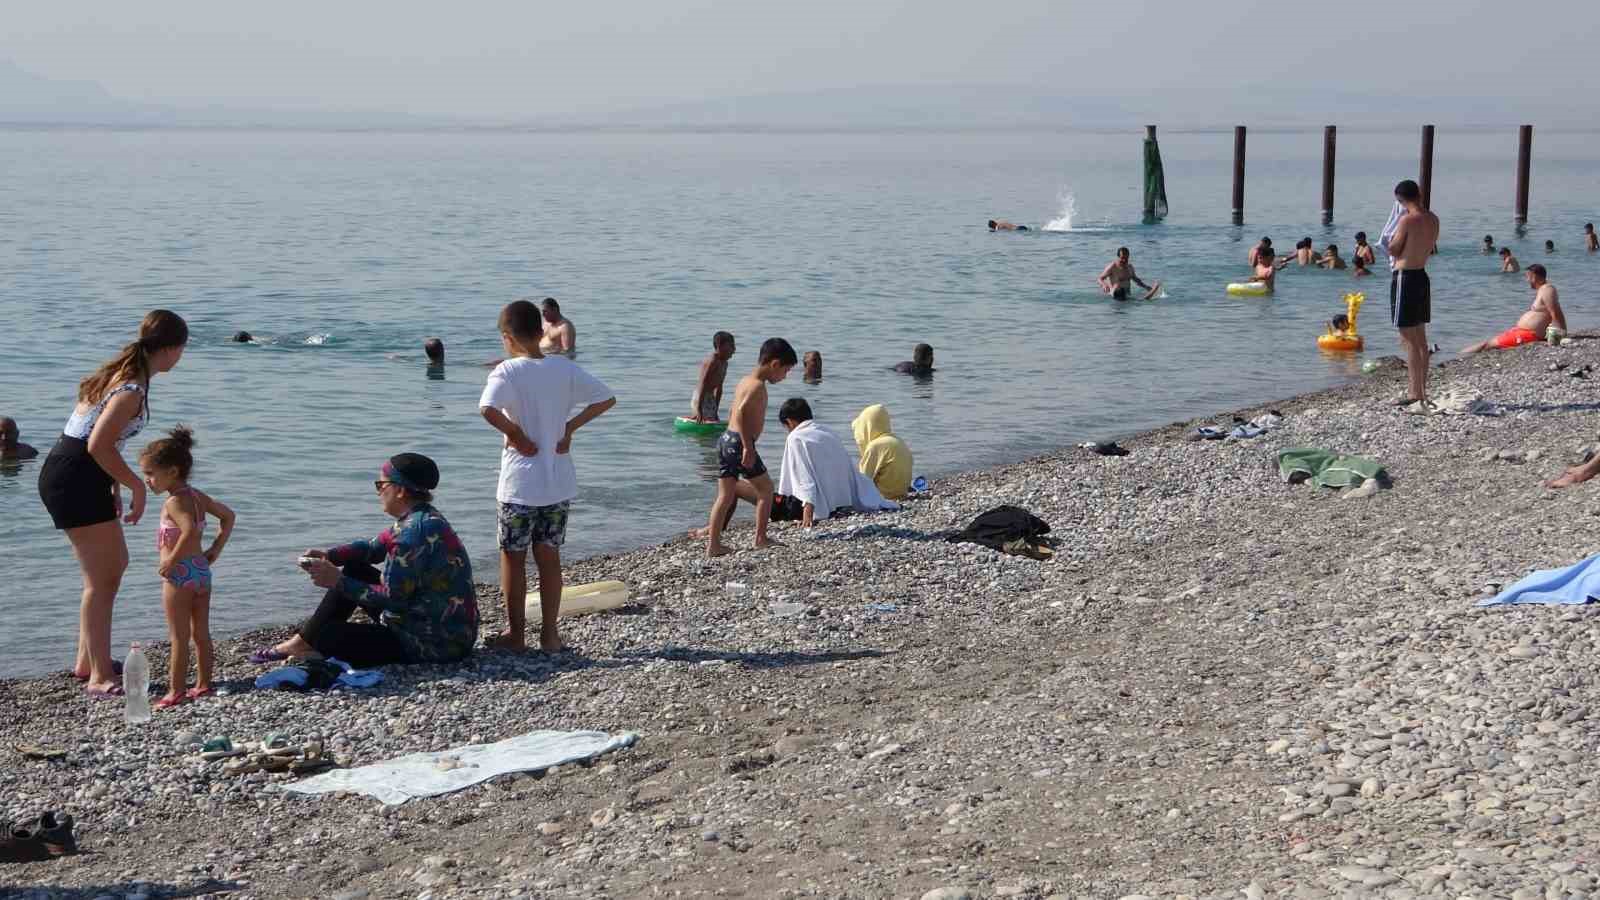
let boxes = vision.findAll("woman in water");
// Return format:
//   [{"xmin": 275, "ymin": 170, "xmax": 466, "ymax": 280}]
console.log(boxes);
[{"xmin": 38, "ymin": 310, "xmax": 189, "ymax": 697}]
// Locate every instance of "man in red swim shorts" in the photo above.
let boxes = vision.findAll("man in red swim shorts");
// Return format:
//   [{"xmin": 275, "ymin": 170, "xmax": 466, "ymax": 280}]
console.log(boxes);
[{"xmin": 1460, "ymin": 264, "xmax": 1565, "ymax": 355}]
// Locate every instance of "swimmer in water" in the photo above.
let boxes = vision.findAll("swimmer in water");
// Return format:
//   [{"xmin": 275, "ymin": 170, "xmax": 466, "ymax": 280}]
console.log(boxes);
[
  {"xmin": 893, "ymin": 344, "xmax": 935, "ymax": 376},
  {"xmin": 1352, "ymin": 232, "xmax": 1376, "ymax": 269},
  {"xmin": 988, "ymin": 219, "xmax": 1029, "ymax": 232},
  {"xmin": 1545, "ymin": 240, "xmax": 1556, "ymax": 254},
  {"xmin": 1319, "ymin": 244, "xmax": 1347, "ymax": 270},
  {"xmin": 1098, "ymin": 247, "xmax": 1159, "ymax": 300},
  {"xmin": 803, "ymin": 350, "xmax": 822, "ymax": 384},
  {"xmin": 1500, "ymin": 247, "xmax": 1520, "ymax": 273},
  {"xmin": 1292, "ymin": 238, "xmax": 1322, "ymax": 266},
  {"xmin": 424, "ymin": 337, "xmax": 445, "ymax": 366},
  {"xmin": 0, "ymin": 417, "xmax": 38, "ymax": 460},
  {"xmin": 1482, "ymin": 235, "xmax": 1496, "ymax": 254},
  {"xmin": 689, "ymin": 331, "xmax": 735, "ymax": 423},
  {"xmin": 538, "ymin": 298, "xmax": 576, "ymax": 358},
  {"xmin": 1586, "ymin": 223, "xmax": 1598, "ymax": 252},
  {"xmin": 1247, "ymin": 237, "xmax": 1274, "ymax": 268},
  {"xmin": 231, "ymin": 331, "xmax": 253, "ymax": 343},
  {"xmin": 1352, "ymin": 254, "xmax": 1372, "ymax": 278}
]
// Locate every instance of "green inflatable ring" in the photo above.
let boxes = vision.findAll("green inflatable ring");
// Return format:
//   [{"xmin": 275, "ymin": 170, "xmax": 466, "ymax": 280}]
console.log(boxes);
[{"xmin": 674, "ymin": 417, "xmax": 728, "ymax": 435}]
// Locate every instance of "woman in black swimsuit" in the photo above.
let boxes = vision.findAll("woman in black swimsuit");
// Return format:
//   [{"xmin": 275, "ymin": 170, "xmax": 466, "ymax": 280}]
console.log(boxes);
[{"xmin": 38, "ymin": 310, "xmax": 188, "ymax": 697}]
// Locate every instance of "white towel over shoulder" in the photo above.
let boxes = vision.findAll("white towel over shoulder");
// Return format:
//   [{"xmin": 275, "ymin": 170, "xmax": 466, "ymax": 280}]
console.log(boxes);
[{"xmin": 778, "ymin": 421, "xmax": 900, "ymax": 521}]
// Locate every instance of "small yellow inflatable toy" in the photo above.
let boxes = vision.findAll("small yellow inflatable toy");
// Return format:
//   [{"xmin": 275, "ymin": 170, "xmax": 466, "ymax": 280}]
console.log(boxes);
[{"xmin": 1317, "ymin": 292, "xmax": 1365, "ymax": 351}]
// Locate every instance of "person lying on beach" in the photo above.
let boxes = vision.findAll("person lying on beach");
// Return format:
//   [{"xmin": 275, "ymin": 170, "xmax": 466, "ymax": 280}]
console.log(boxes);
[
  {"xmin": 1460, "ymin": 264, "xmax": 1565, "ymax": 354},
  {"xmin": 1500, "ymin": 248, "xmax": 1520, "ymax": 273},
  {"xmin": 894, "ymin": 344, "xmax": 936, "ymax": 376},
  {"xmin": 689, "ymin": 331, "xmax": 735, "ymax": 422},
  {"xmin": 774, "ymin": 398, "xmax": 898, "ymax": 527},
  {"xmin": 704, "ymin": 338, "xmax": 796, "ymax": 557},
  {"xmin": 256, "ymin": 453, "xmax": 478, "ymax": 667},
  {"xmin": 853, "ymin": 403, "xmax": 913, "ymax": 500},
  {"xmin": 1352, "ymin": 255, "xmax": 1372, "ymax": 278},
  {"xmin": 988, "ymin": 219, "xmax": 1028, "ymax": 232},
  {"xmin": 0, "ymin": 417, "xmax": 38, "ymax": 460},
  {"xmin": 1319, "ymin": 244, "xmax": 1347, "ymax": 270},
  {"xmin": 1482, "ymin": 235, "xmax": 1496, "ymax": 255},
  {"xmin": 1586, "ymin": 223, "xmax": 1598, "ymax": 252},
  {"xmin": 803, "ymin": 350, "xmax": 822, "ymax": 384},
  {"xmin": 1098, "ymin": 247, "xmax": 1159, "ymax": 300}
]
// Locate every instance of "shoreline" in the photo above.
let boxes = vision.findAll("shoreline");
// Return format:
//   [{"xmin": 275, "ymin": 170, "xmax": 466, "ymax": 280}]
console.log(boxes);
[
  {"xmin": 6, "ymin": 337, "xmax": 1600, "ymax": 897},
  {"xmin": 3, "ymin": 344, "xmax": 1388, "ymax": 679}
]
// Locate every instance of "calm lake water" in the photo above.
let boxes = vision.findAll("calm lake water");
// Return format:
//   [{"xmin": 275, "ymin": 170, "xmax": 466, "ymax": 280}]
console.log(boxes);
[{"xmin": 2, "ymin": 128, "xmax": 1597, "ymax": 675}]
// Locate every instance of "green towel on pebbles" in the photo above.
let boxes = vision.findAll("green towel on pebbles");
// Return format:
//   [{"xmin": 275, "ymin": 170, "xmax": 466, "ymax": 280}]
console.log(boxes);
[{"xmin": 1278, "ymin": 448, "xmax": 1386, "ymax": 489}]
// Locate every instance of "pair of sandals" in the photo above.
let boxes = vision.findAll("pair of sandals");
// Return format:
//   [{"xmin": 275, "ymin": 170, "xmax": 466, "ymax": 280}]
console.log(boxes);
[
  {"xmin": 152, "ymin": 685, "xmax": 216, "ymax": 710},
  {"xmin": 0, "ymin": 812, "xmax": 74, "ymax": 863},
  {"xmin": 218, "ymin": 736, "xmax": 335, "ymax": 777},
  {"xmin": 73, "ymin": 660, "xmax": 125, "ymax": 699}
]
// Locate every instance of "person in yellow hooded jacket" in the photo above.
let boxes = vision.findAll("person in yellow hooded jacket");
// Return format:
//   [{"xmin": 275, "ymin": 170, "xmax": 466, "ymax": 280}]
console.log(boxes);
[{"xmin": 852, "ymin": 404, "xmax": 913, "ymax": 500}]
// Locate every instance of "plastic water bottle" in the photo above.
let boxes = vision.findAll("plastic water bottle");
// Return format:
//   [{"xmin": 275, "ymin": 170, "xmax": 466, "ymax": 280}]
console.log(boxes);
[{"xmin": 123, "ymin": 643, "xmax": 151, "ymax": 724}]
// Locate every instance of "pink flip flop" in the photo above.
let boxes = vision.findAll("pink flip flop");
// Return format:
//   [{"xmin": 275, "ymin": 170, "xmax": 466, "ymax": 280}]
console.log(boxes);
[
  {"xmin": 84, "ymin": 684, "xmax": 125, "ymax": 699},
  {"xmin": 184, "ymin": 686, "xmax": 214, "ymax": 700},
  {"xmin": 153, "ymin": 694, "xmax": 186, "ymax": 710}
]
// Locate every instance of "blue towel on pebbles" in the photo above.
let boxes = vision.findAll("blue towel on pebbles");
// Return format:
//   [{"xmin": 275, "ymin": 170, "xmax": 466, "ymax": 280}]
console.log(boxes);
[
  {"xmin": 254, "ymin": 657, "xmax": 384, "ymax": 691},
  {"xmin": 1479, "ymin": 554, "xmax": 1600, "ymax": 606}
]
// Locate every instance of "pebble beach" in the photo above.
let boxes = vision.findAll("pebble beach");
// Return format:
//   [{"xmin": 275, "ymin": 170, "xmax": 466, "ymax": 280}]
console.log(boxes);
[{"xmin": 5, "ymin": 336, "xmax": 1600, "ymax": 899}]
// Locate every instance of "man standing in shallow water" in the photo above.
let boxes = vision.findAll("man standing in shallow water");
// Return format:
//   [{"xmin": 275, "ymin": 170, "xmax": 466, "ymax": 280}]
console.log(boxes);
[{"xmin": 1386, "ymin": 179, "xmax": 1440, "ymax": 411}]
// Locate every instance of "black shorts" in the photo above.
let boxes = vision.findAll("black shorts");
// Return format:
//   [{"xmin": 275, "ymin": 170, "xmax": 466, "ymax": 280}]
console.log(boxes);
[
  {"xmin": 38, "ymin": 436, "xmax": 118, "ymax": 530},
  {"xmin": 1391, "ymin": 268, "xmax": 1431, "ymax": 328},
  {"xmin": 716, "ymin": 431, "xmax": 767, "ymax": 480}
]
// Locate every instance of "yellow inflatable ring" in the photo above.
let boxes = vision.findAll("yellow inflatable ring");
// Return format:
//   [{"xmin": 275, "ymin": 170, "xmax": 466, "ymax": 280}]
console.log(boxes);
[
  {"xmin": 1317, "ymin": 334, "xmax": 1364, "ymax": 351},
  {"xmin": 1226, "ymin": 281, "xmax": 1271, "ymax": 297}
]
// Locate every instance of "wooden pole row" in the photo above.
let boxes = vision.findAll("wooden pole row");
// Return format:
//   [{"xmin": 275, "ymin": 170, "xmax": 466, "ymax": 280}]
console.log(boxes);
[{"xmin": 1214, "ymin": 124, "xmax": 1532, "ymax": 225}]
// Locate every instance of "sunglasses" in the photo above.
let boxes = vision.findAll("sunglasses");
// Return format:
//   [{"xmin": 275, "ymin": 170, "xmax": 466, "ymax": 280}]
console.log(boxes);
[{"xmin": 374, "ymin": 480, "xmax": 397, "ymax": 493}]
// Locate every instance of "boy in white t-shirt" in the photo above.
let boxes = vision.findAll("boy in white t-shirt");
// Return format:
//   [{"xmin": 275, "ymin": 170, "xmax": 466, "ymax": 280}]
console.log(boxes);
[{"xmin": 479, "ymin": 299, "xmax": 616, "ymax": 652}]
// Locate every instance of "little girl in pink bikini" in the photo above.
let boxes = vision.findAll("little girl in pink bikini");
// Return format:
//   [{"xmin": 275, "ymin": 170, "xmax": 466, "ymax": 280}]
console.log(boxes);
[{"xmin": 138, "ymin": 427, "xmax": 235, "ymax": 709}]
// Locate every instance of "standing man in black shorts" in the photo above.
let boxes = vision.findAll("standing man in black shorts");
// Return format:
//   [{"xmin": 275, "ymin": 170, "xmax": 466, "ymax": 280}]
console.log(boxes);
[{"xmin": 1386, "ymin": 180, "xmax": 1440, "ymax": 410}]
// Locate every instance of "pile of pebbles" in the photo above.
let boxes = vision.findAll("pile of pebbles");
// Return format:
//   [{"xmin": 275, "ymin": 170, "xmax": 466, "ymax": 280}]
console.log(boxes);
[{"xmin": 3, "ymin": 338, "xmax": 1599, "ymax": 898}]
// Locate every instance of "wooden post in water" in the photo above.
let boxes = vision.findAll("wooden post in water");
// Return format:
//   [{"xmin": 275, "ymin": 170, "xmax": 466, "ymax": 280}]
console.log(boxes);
[
  {"xmin": 1515, "ymin": 125, "xmax": 1533, "ymax": 227},
  {"xmin": 1321, "ymin": 125, "xmax": 1337, "ymax": 225},
  {"xmin": 1143, "ymin": 125, "xmax": 1158, "ymax": 220},
  {"xmin": 1418, "ymin": 124, "xmax": 1435, "ymax": 210},
  {"xmin": 1231, "ymin": 126, "xmax": 1247, "ymax": 225}
]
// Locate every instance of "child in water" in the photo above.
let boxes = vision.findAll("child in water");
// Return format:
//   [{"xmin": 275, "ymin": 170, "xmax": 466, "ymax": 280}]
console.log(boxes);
[
  {"xmin": 138, "ymin": 427, "xmax": 235, "ymax": 708},
  {"xmin": 689, "ymin": 331, "xmax": 735, "ymax": 422}
]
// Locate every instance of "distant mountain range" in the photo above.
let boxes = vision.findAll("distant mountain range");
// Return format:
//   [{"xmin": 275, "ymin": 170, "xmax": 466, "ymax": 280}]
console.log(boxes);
[
  {"xmin": 0, "ymin": 59, "xmax": 445, "ymax": 129},
  {"xmin": 1, "ymin": 59, "xmax": 1589, "ymax": 132}
]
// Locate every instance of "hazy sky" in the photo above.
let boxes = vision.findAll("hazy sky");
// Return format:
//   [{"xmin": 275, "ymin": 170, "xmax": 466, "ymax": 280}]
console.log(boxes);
[{"xmin": 3, "ymin": 0, "xmax": 1593, "ymax": 119}]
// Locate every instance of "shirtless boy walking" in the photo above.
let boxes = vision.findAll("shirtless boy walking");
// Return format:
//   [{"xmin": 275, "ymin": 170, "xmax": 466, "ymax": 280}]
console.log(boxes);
[
  {"xmin": 1098, "ymin": 247, "xmax": 1160, "ymax": 300},
  {"xmin": 1460, "ymin": 264, "xmax": 1565, "ymax": 353},
  {"xmin": 1386, "ymin": 179, "xmax": 1440, "ymax": 409},
  {"xmin": 689, "ymin": 331, "xmax": 735, "ymax": 422},
  {"xmin": 705, "ymin": 338, "xmax": 797, "ymax": 558}
]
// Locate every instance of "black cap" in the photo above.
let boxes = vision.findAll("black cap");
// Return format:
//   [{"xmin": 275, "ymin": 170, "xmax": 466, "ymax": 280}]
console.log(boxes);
[{"xmin": 386, "ymin": 453, "xmax": 440, "ymax": 491}]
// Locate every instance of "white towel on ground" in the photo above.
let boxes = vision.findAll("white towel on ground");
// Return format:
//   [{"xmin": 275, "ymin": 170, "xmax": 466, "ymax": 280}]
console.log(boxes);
[
  {"xmin": 777, "ymin": 420, "xmax": 900, "ymax": 522},
  {"xmin": 278, "ymin": 730, "xmax": 639, "ymax": 805}
]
